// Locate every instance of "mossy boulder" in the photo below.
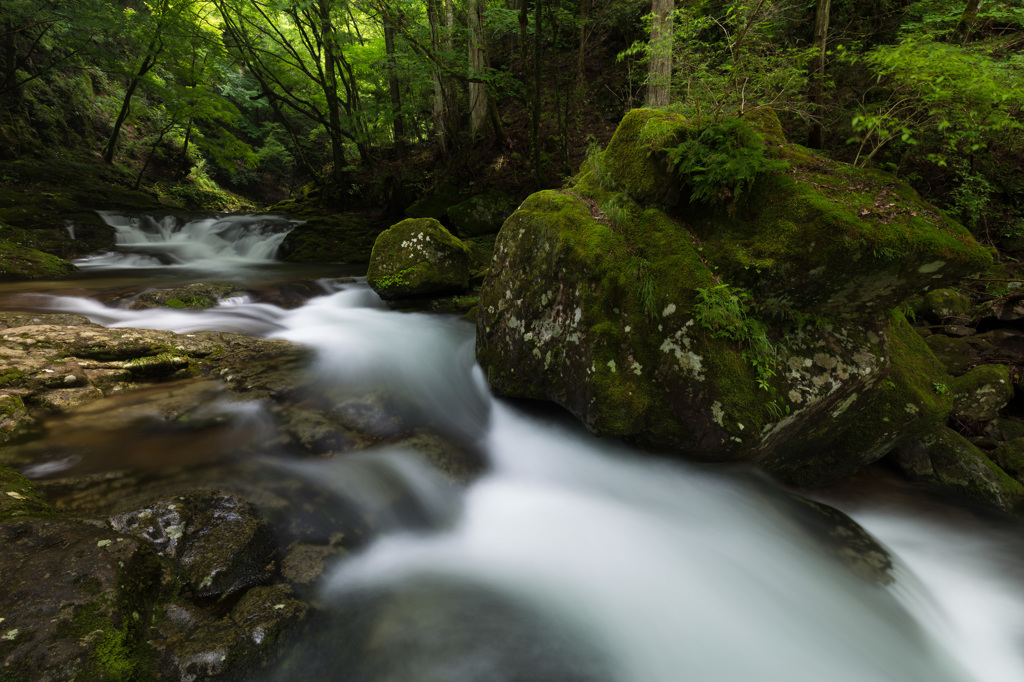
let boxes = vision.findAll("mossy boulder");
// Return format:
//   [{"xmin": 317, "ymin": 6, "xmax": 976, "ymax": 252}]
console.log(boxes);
[
  {"xmin": 601, "ymin": 108, "xmax": 687, "ymax": 206},
  {"xmin": 367, "ymin": 218, "xmax": 471, "ymax": 300},
  {"xmin": 447, "ymin": 190, "xmax": 520, "ymax": 237},
  {"xmin": 477, "ymin": 188, "xmax": 910, "ymax": 479},
  {"xmin": 920, "ymin": 288, "xmax": 971, "ymax": 324},
  {"xmin": 949, "ymin": 363, "xmax": 1014, "ymax": 422},
  {"xmin": 0, "ymin": 221, "xmax": 76, "ymax": 281},
  {"xmin": 992, "ymin": 437, "xmax": 1024, "ymax": 479},
  {"xmin": 478, "ymin": 107, "xmax": 991, "ymax": 483},
  {"xmin": 601, "ymin": 108, "xmax": 990, "ymax": 317},
  {"xmin": 764, "ymin": 312, "xmax": 954, "ymax": 485},
  {"xmin": 128, "ymin": 281, "xmax": 247, "ymax": 310},
  {"xmin": 892, "ymin": 425, "xmax": 1024, "ymax": 510}
]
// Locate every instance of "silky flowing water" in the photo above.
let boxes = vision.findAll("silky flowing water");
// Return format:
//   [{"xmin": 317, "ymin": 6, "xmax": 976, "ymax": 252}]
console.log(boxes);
[{"xmin": 8, "ymin": 214, "xmax": 1024, "ymax": 681}]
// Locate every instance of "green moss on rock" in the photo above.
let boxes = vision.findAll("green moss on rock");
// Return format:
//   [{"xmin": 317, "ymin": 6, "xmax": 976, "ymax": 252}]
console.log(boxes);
[
  {"xmin": 950, "ymin": 363, "xmax": 1013, "ymax": 422},
  {"xmin": 0, "ymin": 466, "xmax": 56, "ymax": 522},
  {"xmin": 920, "ymin": 288, "xmax": 971, "ymax": 323},
  {"xmin": 367, "ymin": 217, "xmax": 471, "ymax": 300},
  {"xmin": 601, "ymin": 108, "xmax": 687, "ymax": 206},
  {"xmin": 893, "ymin": 425, "xmax": 1024, "ymax": 510},
  {"xmin": 0, "ymin": 222, "xmax": 77, "ymax": 281}
]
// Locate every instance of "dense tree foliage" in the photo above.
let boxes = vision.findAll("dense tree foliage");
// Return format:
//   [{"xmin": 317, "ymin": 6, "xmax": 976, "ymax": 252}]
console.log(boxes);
[{"xmin": 0, "ymin": 0, "xmax": 1019, "ymax": 231}]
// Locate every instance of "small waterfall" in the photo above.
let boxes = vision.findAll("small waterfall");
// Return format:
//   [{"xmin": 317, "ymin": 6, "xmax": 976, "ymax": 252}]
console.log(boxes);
[{"xmin": 76, "ymin": 212, "xmax": 301, "ymax": 270}]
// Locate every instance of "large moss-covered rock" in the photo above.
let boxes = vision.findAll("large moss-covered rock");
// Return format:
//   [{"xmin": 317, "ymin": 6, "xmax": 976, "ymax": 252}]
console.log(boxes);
[
  {"xmin": 477, "ymin": 188, "xmax": 897, "ymax": 478},
  {"xmin": 447, "ymin": 190, "xmax": 520, "ymax": 237},
  {"xmin": 604, "ymin": 108, "xmax": 989, "ymax": 317},
  {"xmin": 478, "ymin": 107, "xmax": 991, "ymax": 483},
  {"xmin": 367, "ymin": 218, "xmax": 471, "ymax": 300},
  {"xmin": 0, "ymin": 220, "xmax": 76, "ymax": 281}
]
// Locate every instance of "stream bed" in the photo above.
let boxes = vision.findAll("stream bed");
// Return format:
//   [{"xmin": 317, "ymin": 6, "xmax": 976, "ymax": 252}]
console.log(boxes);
[{"xmin": 5, "ymin": 213, "xmax": 1024, "ymax": 681}]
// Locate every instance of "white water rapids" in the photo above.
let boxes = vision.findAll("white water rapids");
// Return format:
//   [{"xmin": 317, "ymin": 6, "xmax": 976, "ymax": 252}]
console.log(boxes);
[{"xmin": 14, "ymin": 215, "xmax": 1024, "ymax": 680}]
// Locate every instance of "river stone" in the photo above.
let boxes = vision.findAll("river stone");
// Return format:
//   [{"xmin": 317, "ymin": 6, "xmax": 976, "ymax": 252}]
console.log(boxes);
[
  {"xmin": 992, "ymin": 438, "xmax": 1024, "ymax": 480},
  {"xmin": 0, "ymin": 518, "xmax": 166, "ymax": 681},
  {"xmin": 891, "ymin": 425, "xmax": 1024, "ymax": 510},
  {"xmin": 128, "ymin": 281, "xmax": 248, "ymax": 310},
  {"xmin": 150, "ymin": 585, "xmax": 309, "ymax": 681},
  {"xmin": 447, "ymin": 190, "xmax": 520, "ymax": 237},
  {"xmin": 919, "ymin": 288, "xmax": 971, "ymax": 324},
  {"xmin": 949, "ymin": 363, "xmax": 1014, "ymax": 422},
  {"xmin": 366, "ymin": 217, "xmax": 471, "ymax": 300},
  {"xmin": 108, "ymin": 490, "xmax": 275, "ymax": 599}
]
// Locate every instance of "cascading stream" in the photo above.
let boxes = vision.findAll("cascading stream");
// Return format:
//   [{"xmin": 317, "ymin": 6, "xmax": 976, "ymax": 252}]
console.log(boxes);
[
  {"xmin": 15, "ymin": 217, "xmax": 1024, "ymax": 680},
  {"xmin": 77, "ymin": 212, "xmax": 301, "ymax": 270}
]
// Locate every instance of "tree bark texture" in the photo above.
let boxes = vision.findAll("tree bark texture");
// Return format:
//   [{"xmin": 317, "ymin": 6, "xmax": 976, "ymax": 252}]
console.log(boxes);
[{"xmin": 646, "ymin": 0, "xmax": 672, "ymax": 108}]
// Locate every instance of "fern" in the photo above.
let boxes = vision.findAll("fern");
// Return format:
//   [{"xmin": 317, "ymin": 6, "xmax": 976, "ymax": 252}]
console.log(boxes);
[{"xmin": 665, "ymin": 118, "xmax": 788, "ymax": 207}]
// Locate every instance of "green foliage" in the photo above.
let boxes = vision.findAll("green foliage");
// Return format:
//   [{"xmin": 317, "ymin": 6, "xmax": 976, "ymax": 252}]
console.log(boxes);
[
  {"xmin": 693, "ymin": 283, "xmax": 780, "ymax": 394},
  {"xmin": 627, "ymin": 0, "xmax": 816, "ymax": 118},
  {"xmin": 664, "ymin": 117, "xmax": 788, "ymax": 206}
]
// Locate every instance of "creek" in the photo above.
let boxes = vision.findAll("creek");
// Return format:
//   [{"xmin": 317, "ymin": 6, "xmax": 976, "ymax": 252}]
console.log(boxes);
[{"xmin": 7, "ymin": 213, "xmax": 1024, "ymax": 681}]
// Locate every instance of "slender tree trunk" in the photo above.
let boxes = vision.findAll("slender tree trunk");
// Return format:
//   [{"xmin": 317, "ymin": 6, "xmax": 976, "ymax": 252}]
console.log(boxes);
[
  {"xmin": 426, "ymin": 0, "xmax": 448, "ymax": 152},
  {"xmin": 102, "ymin": 46, "xmax": 159, "ymax": 164},
  {"xmin": 467, "ymin": 0, "xmax": 488, "ymax": 138},
  {"xmin": 807, "ymin": 0, "xmax": 831, "ymax": 149},
  {"xmin": 382, "ymin": 4, "xmax": 406, "ymax": 154},
  {"xmin": 134, "ymin": 122, "xmax": 174, "ymax": 189},
  {"xmin": 178, "ymin": 120, "xmax": 193, "ymax": 177},
  {"xmin": 956, "ymin": 0, "xmax": 984, "ymax": 42},
  {"xmin": 530, "ymin": 0, "xmax": 542, "ymax": 186},
  {"xmin": 319, "ymin": 0, "xmax": 349, "ymax": 182},
  {"xmin": 646, "ymin": 0, "xmax": 672, "ymax": 107}
]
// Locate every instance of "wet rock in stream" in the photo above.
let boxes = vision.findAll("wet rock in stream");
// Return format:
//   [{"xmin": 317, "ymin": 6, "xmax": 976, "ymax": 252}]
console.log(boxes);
[{"xmin": 109, "ymin": 491, "xmax": 275, "ymax": 600}]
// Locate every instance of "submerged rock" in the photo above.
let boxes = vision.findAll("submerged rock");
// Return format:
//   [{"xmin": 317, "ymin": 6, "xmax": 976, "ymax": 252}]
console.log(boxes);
[
  {"xmin": 477, "ymin": 107, "xmax": 991, "ymax": 484},
  {"xmin": 367, "ymin": 217, "xmax": 471, "ymax": 300}
]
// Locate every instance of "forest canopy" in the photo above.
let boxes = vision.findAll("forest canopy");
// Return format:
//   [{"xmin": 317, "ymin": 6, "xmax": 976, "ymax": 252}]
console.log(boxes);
[{"xmin": 0, "ymin": 0, "xmax": 1020, "ymax": 236}]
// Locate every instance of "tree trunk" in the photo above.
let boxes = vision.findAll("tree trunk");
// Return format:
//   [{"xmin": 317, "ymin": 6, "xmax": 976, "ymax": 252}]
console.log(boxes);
[
  {"xmin": 319, "ymin": 0, "xmax": 349, "ymax": 182},
  {"xmin": 467, "ymin": 0, "xmax": 488, "ymax": 138},
  {"xmin": 530, "ymin": 0, "xmax": 542, "ymax": 186},
  {"xmin": 956, "ymin": 0, "xmax": 984, "ymax": 42},
  {"xmin": 426, "ymin": 0, "xmax": 448, "ymax": 151},
  {"xmin": 807, "ymin": 0, "xmax": 831, "ymax": 149},
  {"xmin": 646, "ymin": 0, "xmax": 672, "ymax": 107},
  {"xmin": 382, "ymin": 4, "xmax": 406, "ymax": 154},
  {"xmin": 102, "ymin": 45, "xmax": 160, "ymax": 164}
]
